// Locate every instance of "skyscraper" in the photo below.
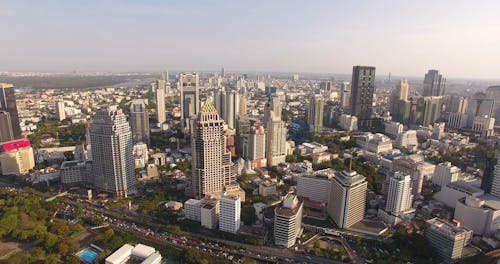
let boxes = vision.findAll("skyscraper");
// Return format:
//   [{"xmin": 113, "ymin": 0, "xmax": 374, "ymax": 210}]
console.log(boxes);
[
  {"xmin": 390, "ymin": 79, "xmax": 409, "ymax": 114},
  {"xmin": 190, "ymin": 100, "xmax": 234, "ymax": 198},
  {"xmin": 422, "ymin": 96, "xmax": 443, "ymax": 127},
  {"xmin": 0, "ymin": 111, "xmax": 14, "ymax": 143},
  {"xmin": 491, "ymin": 156, "xmax": 500, "ymax": 198},
  {"xmin": 180, "ymin": 72, "xmax": 200, "ymax": 131},
  {"xmin": 423, "ymin": 70, "xmax": 446, "ymax": 96},
  {"xmin": 129, "ymin": 99, "xmax": 150, "ymax": 144},
  {"xmin": 340, "ymin": 82, "xmax": 351, "ymax": 110},
  {"xmin": 55, "ymin": 99, "xmax": 65, "ymax": 121},
  {"xmin": 0, "ymin": 83, "xmax": 21, "ymax": 139},
  {"xmin": 350, "ymin": 66, "xmax": 376, "ymax": 130},
  {"xmin": 307, "ymin": 94, "xmax": 324, "ymax": 133},
  {"xmin": 155, "ymin": 79, "xmax": 166, "ymax": 125},
  {"xmin": 89, "ymin": 106, "xmax": 135, "ymax": 197},
  {"xmin": 247, "ymin": 123, "xmax": 266, "ymax": 168},
  {"xmin": 328, "ymin": 169, "xmax": 367, "ymax": 228},
  {"xmin": 265, "ymin": 96, "xmax": 287, "ymax": 167},
  {"xmin": 385, "ymin": 172, "xmax": 413, "ymax": 216}
]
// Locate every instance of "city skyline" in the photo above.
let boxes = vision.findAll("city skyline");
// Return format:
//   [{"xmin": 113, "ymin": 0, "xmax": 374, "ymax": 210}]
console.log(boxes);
[{"xmin": 1, "ymin": 1, "xmax": 500, "ymax": 79}]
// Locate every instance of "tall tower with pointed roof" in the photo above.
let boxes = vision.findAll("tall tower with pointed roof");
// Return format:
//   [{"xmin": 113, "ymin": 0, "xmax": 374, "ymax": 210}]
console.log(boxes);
[{"xmin": 190, "ymin": 99, "xmax": 235, "ymax": 198}]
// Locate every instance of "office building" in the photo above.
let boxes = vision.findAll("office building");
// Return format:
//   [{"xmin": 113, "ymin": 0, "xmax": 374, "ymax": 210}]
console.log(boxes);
[
  {"xmin": 423, "ymin": 70, "xmax": 446, "ymax": 96},
  {"xmin": 446, "ymin": 95, "xmax": 468, "ymax": 114},
  {"xmin": 201, "ymin": 198, "xmax": 220, "ymax": 229},
  {"xmin": 184, "ymin": 199, "xmax": 202, "ymax": 222},
  {"xmin": 190, "ymin": 100, "xmax": 234, "ymax": 198},
  {"xmin": 425, "ymin": 218, "xmax": 472, "ymax": 263},
  {"xmin": 297, "ymin": 170, "xmax": 335, "ymax": 219},
  {"xmin": 422, "ymin": 96, "xmax": 443, "ymax": 127},
  {"xmin": 338, "ymin": 114, "xmax": 358, "ymax": 131},
  {"xmin": 340, "ymin": 82, "xmax": 351, "ymax": 110},
  {"xmin": 465, "ymin": 92, "xmax": 494, "ymax": 127},
  {"xmin": 55, "ymin": 100, "xmax": 65, "ymax": 121},
  {"xmin": 390, "ymin": 79, "xmax": 409, "ymax": 113},
  {"xmin": 387, "ymin": 154, "xmax": 435, "ymax": 196},
  {"xmin": 219, "ymin": 194, "xmax": 241, "ymax": 234},
  {"xmin": 246, "ymin": 124, "xmax": 266, "ymax": 168},
  {"xmin": 433, "ymin": 162, "xmax": 460, "ymax": 187},
  {"xmin": 453, "ymin": 194, "xmax": 500, "ymax": 236},
  {"xmin": 180, "ymin": 72, "xmax": 200, "ymax": 130},
  {"xmin": 491, "ymin": 155, "xmax": 500, "ymax": 198},
  {"xmin": 154, "ymin": 79, "xmax": 166, "ymax": 125},
  {"xmin": 89, "ymin": 106, "xmax": 135, "ymax": 197},
  {"xmin": 394, "ymin": 130, "xmax": 418, "ymax": 150},
  {"xmin": 432, "ymin": 122, "xmax": 446, "ymax": 140},
  {"xmin": 129, "ymin": 100, "xmax": 150, "ymax": 144},
  {"xmin": 60, "ymin": 160, "xmax": 92, "ymax": 187},
  {"xmin": 392, "ymin": 99, "xmax": 411, "ymax": 125},
  {"xmin": 307, "ymin": 94, "xmax": 324, "ymax": 133},
  {"xmin": 274, "ymin": 194, "xmax": 303, "ymax": 248},
  {"xmin": 384, "ymin": 121, "xmax": 403, "ymax": 138},
  {"xmin": 350, "ymin": 66, "xmax": 376, "ymax": 130},
  {"xmin": 485, "ymin": 85, "xmax": 500, "ymax": 125},
  {"xmin": 447, "ymin": 112, "xmax": 467, "ymax": 130},
  {"xmin": 258, "ymin": 180, "xmax": 277, "ymax": 197},
  {"xmin": 0, "ymin": 83, "xmax": 21, "ymax": 139},
  {"xmin": 472, "ymin": 116, "xmax": 495, "ymax": 135},
  {"xmin": 0, "ymin": 111, "xmax": 14, "ymax": 143},
  {"xmin": 0, "ymin": 139, "xmax": 35, "ymax": 176},
  {"xmin": 328, "ymin": 169, "xmax": 367, "ymax": 228},
  {"xmin": 385, "ymin": 172, "xmax": 413, "ymax": 215},
  {"xmin": 265, "ymin": 96, "xmax": 287, "ymax": 166}
]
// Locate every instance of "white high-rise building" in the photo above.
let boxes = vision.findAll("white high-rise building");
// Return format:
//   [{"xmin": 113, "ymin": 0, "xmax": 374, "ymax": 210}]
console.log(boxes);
[
  {"xmin": 433, "ymin": 162, "xmax": 460, "ymax": 187},
  {"xmin": 190, "ymin": 100, "xmax": 234, "ymax": 198},
  {"xmin": 265, "ymin": 96, "xmax": 287, "ymax": 167},
  {"xmin": 394, "ymin": 130, "xmax": 418, "ymax": 150},
  {"xmin": 129, "ymin": 99, "xmax": 150, "ymax": 144},
  {"xmin": 307, "ymin": 94, "xmax": 324, "ymax": 133},
  {"xmin": 89, "ymin": 106, "xmax": 136, "ymax": 197},
  {"xmin": 201, "ymin": 198, "xmax": 220, "ymax": 230},
  {"xmin": 274, "ymin": 193, "xmax": 303, "ymax": 248},
  {"xmin": 340, "ymin": 82, "xmax": 351, "ymax": 110},
  {"xmin": 55, "ymin": 100, "xmax": 65, "ymax": 121},
  {"xmin": 247, "ymin": 124, "xmax": 266, "ymax": 168},
  {"xmin": 179, "ymin": 72, "xmax": 200, "ymax": 131},
  {"xmin": 155, "ymin": 79, "xmax": 166, "ymax": 125},
  {"xmin": 338, "ymin": 114, "xmax": 358, "ymax": 131},
  {"xmin": 184, "ymin": 199, "xmax": 202, "ymax": 222},
  {"xmin": 491, "ymin": 157, "xmax": 500, "ymax": 198},
  {"xmin": 425, "ymin": 218, "xmax": 472, "ymax": 263},
  {"xmin": 219, "ymin": 195, "xmax": 241, "ymax": 234},
  {"xmin": 386, "ymin": 172, "xmax": 413, "ymax": 215},
  {"xmin": 328, "ymin": 169, "xmax": 367, "ymax": 228}
]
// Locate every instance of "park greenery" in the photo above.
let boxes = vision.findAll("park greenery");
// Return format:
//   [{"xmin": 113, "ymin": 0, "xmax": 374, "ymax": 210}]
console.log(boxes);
[
  {"xmin": 0, "ymin": 190, "xmax": 83, "ymax": 264},
  {"xmin": 307, "ymin": 240, "xmax": 350, "ymax": 262},
  {"xmin": 241, "ymin": 204, "xmax": 257, "ymax": 226},
  {"xmin": 28, "ymin": 119, "xmax": 86, "ymax": 149}
]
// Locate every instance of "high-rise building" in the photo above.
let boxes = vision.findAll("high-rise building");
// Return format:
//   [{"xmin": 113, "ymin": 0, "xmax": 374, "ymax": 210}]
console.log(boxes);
[
  {"xmin": 425, "ymin": 218, "xmax": 472, "ymax": 263},
  {"xmin": 265, "ymin": 96, "xmax": 287, "ymax": 166},
  {"xmin": 491, "ymin": 156, "xmax": 500, "ymax": 198},
  {"xmin": 219, "ymin": 194, "xmax": 241, "ymax": 234},
  {"xmin": 55, "ymin": 100, "xmax": 65, "ymax": 121},
  {"xmin": 328, "ymin": 169, "xmax": 367, "ymax": 228},
  {"xmin": 422, "ymin": 96, "xmax": 443, "ymax": 127},
  {"xmin": 129, "ymin": 100, "xmax": 150, "ymax": 144},
  {"xmin": 307, "ymin": 94, "xmax": 324, "ymax": 133},
  {"xmin": 350, "ymin": 66, "xmax": 376, "ymax": 130},
  {"xmin": 484, "ymin": 86, "xmax": 500, "ymax": 125},
  {"xmin": 385, "ymin": 172, "xmax": 413, "ymax": 216},
  {"xmin": 390, "ymin": 80, "xmax": 409, "ymax": 114},
  {"xmin": 432, "ymin": 162, "xmax": 460, "ymax": 187},
  {"xmin": 190, "ymin": 100, "xmax": 234, "ymax": 198},
  {"xmin": 0, "ymin": 111, "xmax": 14, "ymax": 143},
  {"xmin": 466, "ymin": 92, "xmax": 494, "ymax": 127},
  {"xmin": 180, "ymin": 72, "xmax": 200, "ymax": 131},
  {"xmin": 274, "ymin": 193, "xmax": 303, "ymax": 248},
  {"xmin": 423, "ymin": 70, "xmax": 446, "ymax": 96},
  {"xmin": 154, "ymin": 79, "xmax": 166, "ymax": 125},
  {"xmin": 340, "ymin": 82, "xmax": 351, "ymax": 110},
  {"xmin": 0, "ymin": 83, "xmax": 21, "ymax": 139},
  {"xmin": 481, "ymin": 150, "xmax": 498, "ymax": 194},
  {"xmin": 89, "ymin": 106, "xmax": 136, "ymax": 197},
  {"xmin": 247, "ymin": 124, "xmax": 266, "ymax": 168},
  {"xmin": 388, "ymin": 154, "xmax": 435, "ymax": 196}
]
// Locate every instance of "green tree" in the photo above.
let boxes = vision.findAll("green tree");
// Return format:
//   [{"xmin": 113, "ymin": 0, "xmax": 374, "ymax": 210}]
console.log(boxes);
[{"xmin": 241, "ymin": 205, "xmax": 257, "ymax": 226}]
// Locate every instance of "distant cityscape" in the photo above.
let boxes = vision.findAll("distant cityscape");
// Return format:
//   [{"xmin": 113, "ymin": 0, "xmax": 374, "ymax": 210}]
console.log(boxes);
[{"xmin": 0, "ymin": 65, "xmax": 499, "ymax": 264}]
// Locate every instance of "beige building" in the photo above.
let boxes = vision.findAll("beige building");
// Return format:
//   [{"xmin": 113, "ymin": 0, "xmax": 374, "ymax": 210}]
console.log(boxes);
[
  {"xmin": 274, "ymin": 194, "xmax": 303, "ymax": 248},
  {"xmin": 190, "ymin": 100, "xmax": 235, "ymax": 198},
  {"xmin": 265, "ymin": 96, "xmax": 287, "ymax": 167},
  {"xmin": 0, "ymin": 139, "xmax": 35, "ymax": 176},
  {"xmin": 328, "ymin": 169, "xmax": 367, "ymax": 228},
  {"xmin": 425, "ymin": 218, "xmax": 472, "ymax": 263}
]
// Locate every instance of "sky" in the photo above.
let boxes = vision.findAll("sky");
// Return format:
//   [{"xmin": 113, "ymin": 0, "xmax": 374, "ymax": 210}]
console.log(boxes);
[{"xmin": 1, "ymin": 0, "xmax": 500, "ymax": 79}]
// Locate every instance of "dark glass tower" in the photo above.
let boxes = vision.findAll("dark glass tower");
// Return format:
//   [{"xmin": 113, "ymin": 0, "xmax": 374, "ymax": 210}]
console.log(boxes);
[
  {"xmin": 350, "ymin": 66, "xmax": 376, "ymax": 130},
  {"xmin": 0, "ymin": 83, "xmax": 22, "ymax": 139}
]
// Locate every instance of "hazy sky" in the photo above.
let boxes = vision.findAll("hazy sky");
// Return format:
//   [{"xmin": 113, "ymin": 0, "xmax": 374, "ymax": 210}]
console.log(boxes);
[{"xmin": 1, "ymin": 0, "xmax": 500, "ymax": 78}]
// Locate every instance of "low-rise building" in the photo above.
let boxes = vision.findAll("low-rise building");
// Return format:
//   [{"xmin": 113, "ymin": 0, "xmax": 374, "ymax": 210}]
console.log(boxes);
[
  {"xmin": 0, "ymin": 139, "xmax": 35, "ymax": 175},
  {"xmin": 105, "ymin": 243, "xmax": 162, "ymax": 264},
  {"xmin": 259, "ymin": 180, "xmax": 277, "ymax": 197},
  {"xmin": 338, "ymin": 114, "xmax": 358, "ymax": 131}
]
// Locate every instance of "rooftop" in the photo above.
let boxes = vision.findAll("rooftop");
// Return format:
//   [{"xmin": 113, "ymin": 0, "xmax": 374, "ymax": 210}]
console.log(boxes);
[{"xmin": 426, "ymin": 218, "xmax": 471, "ymax": 237}]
